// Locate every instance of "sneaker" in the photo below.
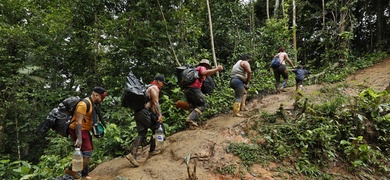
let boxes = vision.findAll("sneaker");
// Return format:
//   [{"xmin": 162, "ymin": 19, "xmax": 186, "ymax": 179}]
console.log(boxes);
[
  {"xmin": 186, "ymin": 120, "xmax": 199, "ymax": 127},
  {"xmin": 81, "ymin": 175, "xmax": 93, "ymax": 179},
  {"xmin": 149, "ymin": 149, "xmax": 161, "ymax": 156},
  {"xmin": 240, "ymin": 107, "xmax": 248, "ymax": 111},
  {"xmin": 64, "ymin": 168, "xmax": 81, "ymax": 179},
  {"xmin": 125, "ymin": 153, "xmax": 139, "ymax": 167},
  {"xmin": 189, "ymin": 124, "xmax": 199, "ymax": 130}
]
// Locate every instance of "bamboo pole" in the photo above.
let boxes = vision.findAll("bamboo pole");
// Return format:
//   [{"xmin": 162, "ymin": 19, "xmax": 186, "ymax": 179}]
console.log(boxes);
[
  {"xmin": 206, "ymin": 0, "xmax": 219, "ymax": 78},
  {"xmin": 157, "ymin": 0, "xmax": 180, "ymax": 66},
  {"xmin": 293, "ymin": 0, "xmax": 297, "ymax": 62}
]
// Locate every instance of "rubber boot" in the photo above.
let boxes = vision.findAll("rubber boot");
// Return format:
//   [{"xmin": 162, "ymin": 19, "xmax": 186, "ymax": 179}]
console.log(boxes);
[
  {"xmin": 81, "ymin": 157, "xmax": 92, "ymax": 179},
  {"xmin": 64, "ymin": 166, "xmax": 81, "ymax": 179},
  {"xmin": 240, "ymin": 94, "xmax": 248, "ymax": 111},
  {"xmin": 233, "ymin": 102, "xmax": 243, "ymax": 117},
  {"xmin": 186, "ymin": 108, "xmax": 201, "ymax": 129}
]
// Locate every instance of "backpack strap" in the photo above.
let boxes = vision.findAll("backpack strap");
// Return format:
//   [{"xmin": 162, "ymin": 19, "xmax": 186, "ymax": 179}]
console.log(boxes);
[
  {"xmin": 69, "ymin": 97, "xmax": 92, "ymax": 125},
  {"xmin": 82, "ymin": 97, "xmax": 92, "ymax": 113},
  {"xmin": 196, "ymin": 66, "xmax": 203, "ymax": 82}
]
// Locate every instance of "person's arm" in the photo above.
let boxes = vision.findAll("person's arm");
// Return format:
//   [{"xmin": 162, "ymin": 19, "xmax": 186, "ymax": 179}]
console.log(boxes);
[
  {"xmin": 74, "ymin": 112, "xmax": 84, "ymax": 147},
  {"xmin": 284, "ymin": 53, "xmax": 295, "ymax": 68},
  {"xmin": 241, "ymin": 61, "xmax": 252, "ymax": 85},
  {"xmin": 150, "ymin": 86, "xmax": 163, "ymax": 123},
  {"xmin": 201, "ymin": 65, "xmax": 223, "ymax": 76}
]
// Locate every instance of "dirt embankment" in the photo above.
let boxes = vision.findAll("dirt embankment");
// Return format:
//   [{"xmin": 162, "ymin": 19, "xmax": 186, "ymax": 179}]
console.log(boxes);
[{"xmin": 90, "ymin": 58, "xmax": 390, "ymax": 180}]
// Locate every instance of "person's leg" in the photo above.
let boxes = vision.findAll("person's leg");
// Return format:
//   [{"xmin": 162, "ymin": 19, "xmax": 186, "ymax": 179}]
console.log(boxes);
[
  {"xmin": 81, "ymin": 151, "xmax": 92, "ymax": 178},
  {"xmin": 149, "ymin": 119, "xmax": 164, "ymax": 156},
  {"xmin": 230, "ymin": 78, "xmax": 245, "ymax": 116},
  {"xmin": 185, "ymin": 88, "xmax": 206, "ymax": 128},
  {"xmin": 126, "ymin": 109, "xmax": 151, "ymax": 167},
  {"xmin": 66, "ymin": 130, "xmax": 94, "ymax": 179},
  {"xmin": 149, "ymin": 117, "xmax": 157, "ymax": 153},
  {"xmin": 273, "ymin": 68, "xmax": 281, "ymax": 92},
  {"xmin": 295, "ymin": 78, "xmax": 299, "ymax": 91},
  {"xmin": 280, "ymin": 65, "xmax": 288, "ymax": 91},
  {"xmin": 299, "ymin": 80, "xmax": 303, "ymax": 90},
  {"xmin": 126, "ymin": 129, "xmax": 146, "ymax": 167},
  {"xmin": 240, "ymin": 89, "xmax": 248, "ymax": 111},
  {"xmin": 65, "ymin": 129, "xmax": 82, "ymax": 179},
  {"xmin": 80, "ymin": 131, "xmax": 93, "ymax": 178}
]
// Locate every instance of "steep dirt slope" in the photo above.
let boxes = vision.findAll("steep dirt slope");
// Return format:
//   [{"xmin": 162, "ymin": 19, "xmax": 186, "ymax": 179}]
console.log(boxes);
[{"xmin": 90, "ymin": 57, "xmax": 390, "ymax": 180}]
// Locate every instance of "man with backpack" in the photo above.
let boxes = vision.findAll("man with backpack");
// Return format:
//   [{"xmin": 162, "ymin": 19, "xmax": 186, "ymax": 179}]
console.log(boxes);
[
  {"xmin": 230, "ymin": 54, "xmax": 252, "ymax": 117},
  {"xmin": 65, "ymin": 87, "xmax": 107, "ymax": 179},
  {"xmin": 183, "ymin": 59, "xmax": 223, "ymax": 129},
  {"xmin": 272, "ymin": 46, "xmax": 295, "ymax": 93},
  {"xmin": 126, "ymin": 75, "xmax": 167, "ymax": 167}
]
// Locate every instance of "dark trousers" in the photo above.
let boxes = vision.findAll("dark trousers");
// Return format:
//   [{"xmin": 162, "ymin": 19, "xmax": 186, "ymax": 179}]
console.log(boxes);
[
  {"xmin": 184, "ymin": 88, "xmax": 206, "ymax": 121},
  {"xmin": 273, "ymin": 65, "xmax": 289, "ymax": 89},
  {"xmin": 131, "ymin": 108, "xmax": 163, "ymax": 158}
]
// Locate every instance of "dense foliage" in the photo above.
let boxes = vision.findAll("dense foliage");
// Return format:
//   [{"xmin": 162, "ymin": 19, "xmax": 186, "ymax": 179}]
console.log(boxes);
[
  {"xmin": 228, "ymin": 85, "xmax": 390, "ymax": 179},
  {"xmin": 0, "ymin": 0, "xmax": 389, "ymax": 179}
]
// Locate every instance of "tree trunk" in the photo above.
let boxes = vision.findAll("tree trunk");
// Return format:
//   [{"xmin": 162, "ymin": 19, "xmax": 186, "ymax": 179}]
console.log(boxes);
[
  {"xmin": 266, "ymin": 0, "xmax": 270, "ymax": 19},
  {"xmin": 375, "ymin": 0, "xmax": 384, "ymax": 48},
  {"xmin": 322, "ymin": 0, "xmax": 325, "ymax": 31},
  {"xmin": 157, "ymin": 0, "xmax": 180, "ymax": 66},
  {"xmin": 292, "ymin": 0, "xmax": 297, "ymax": 62},
  {"xmin": 274, "ymin": 0, "xmax": 280, "ymax": 17},
  {"xmin": 206, "ymin": 0, "xmax": 219, "ymax": 78},
  {"xmin": 250, "ymin": 0, "xmax": 255, "ymax": 55},
  {"xmin": 281, "ymin": 0, "xmax": 285, "ymax": 18}
]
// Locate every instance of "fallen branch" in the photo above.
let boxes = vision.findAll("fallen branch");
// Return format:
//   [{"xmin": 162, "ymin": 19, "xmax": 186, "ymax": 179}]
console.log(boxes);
[{"xmin": 307, "ymin": 62, "xmax": 340, "ymax": 80}]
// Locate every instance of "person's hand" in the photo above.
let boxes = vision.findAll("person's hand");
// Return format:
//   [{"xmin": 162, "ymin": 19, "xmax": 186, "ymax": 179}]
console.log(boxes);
[
  {"xmin": 216, "ymin": 65, "xmax": 223, "ymax": 71},
  {"xmin": 244, "ymin": 84, "xmax": 249, "ymax": 90},
  {"xmin": 74, "ymin": 138, "xmax": 82, "ymax": 148},
  {"xmin": 157, "ymin": 115, "xmax": 163, "ymax": 123}
]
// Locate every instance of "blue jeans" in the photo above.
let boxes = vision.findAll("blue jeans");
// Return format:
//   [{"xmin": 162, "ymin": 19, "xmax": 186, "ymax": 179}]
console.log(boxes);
[{"xmin": 230, "ymin": 77, "xmax": 245, "ymax": 102}]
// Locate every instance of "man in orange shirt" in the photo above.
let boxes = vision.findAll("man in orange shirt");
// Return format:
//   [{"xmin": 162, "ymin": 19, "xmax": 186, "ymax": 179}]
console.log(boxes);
[{"xmin": 65, "ymin": 87, "xmax": 107, "ymax": 179}]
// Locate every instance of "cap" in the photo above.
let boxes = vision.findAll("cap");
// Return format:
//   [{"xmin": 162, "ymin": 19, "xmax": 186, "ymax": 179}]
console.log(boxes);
[
  {"xmin": 154, "ymin": 75, "xmax": 168, "ymax": 85},
  {"xmin": 93, "ymin": 86, "xmax": 107, "ymax": 98},
  {"xmin": 198, "ymin": 59, "xmax": 212, "ymax": 69}
]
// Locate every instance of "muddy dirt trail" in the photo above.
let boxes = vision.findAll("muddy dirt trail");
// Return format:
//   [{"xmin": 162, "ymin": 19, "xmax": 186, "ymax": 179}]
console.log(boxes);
[{"xmin": 90, "ymin": 57, "xmax": 390, "ymax": 180}]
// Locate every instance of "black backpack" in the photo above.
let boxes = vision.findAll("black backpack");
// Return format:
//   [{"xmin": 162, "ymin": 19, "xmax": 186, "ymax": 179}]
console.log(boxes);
[
  {"xmin": 35, "ymin": 96, "xmax": 91, "ymax": 137},
  {"xmin": 201, "ymin": 76, "xmax": 215, "ymax": 94},
  {"xmin": 121, "ymin": 72, "xmax": 150, "ymax": 112},
  {"xmin": 175, "ymin": 65, "xmax": 200, "ymax": 88}
]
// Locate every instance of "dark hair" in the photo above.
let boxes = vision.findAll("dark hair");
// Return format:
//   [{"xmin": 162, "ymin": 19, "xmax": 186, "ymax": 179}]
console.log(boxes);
[
  {"xmin": 278, "ymin": 46, "xmax": 285, "ymax": 53},
  {"xmin": 298, "ymin": 65, "xmax": 303, "ymax": 69},
  {"xmin": 241, "ymin": 54, "xmax": 251, "ymax": 61}
]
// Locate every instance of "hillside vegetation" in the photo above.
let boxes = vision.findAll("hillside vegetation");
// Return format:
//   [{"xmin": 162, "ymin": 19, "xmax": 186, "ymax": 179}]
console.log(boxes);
[
  {"xmin": 1, "ymin": 1, "xmax": 390, "ymax": 179},
  {"xmin": 86, "ymin": 57, "xmax": 390, "ymax": 179}
]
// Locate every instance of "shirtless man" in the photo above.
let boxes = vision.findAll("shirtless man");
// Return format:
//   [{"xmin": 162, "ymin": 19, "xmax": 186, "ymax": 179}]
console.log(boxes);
[{"xmin": 126, "ymin": 75, "xmax": 167, "ymax": 167}]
